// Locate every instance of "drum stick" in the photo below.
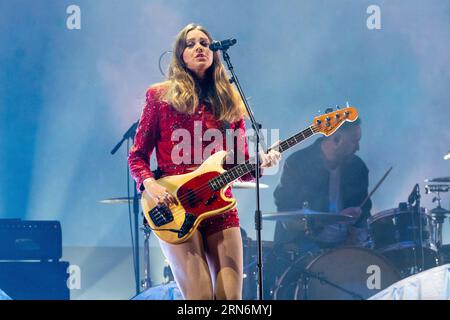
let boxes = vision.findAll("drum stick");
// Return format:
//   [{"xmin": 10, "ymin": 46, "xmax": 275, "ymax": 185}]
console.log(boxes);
[{"xmin": 360, "ymin": 166, "xmax": 393, "ymax": 209}]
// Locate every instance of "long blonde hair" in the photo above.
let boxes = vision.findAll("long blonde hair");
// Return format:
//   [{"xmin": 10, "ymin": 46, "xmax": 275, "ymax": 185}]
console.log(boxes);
[{"xmin": 154, "ymin": 23, "xmax": 246, "ymax": 123}]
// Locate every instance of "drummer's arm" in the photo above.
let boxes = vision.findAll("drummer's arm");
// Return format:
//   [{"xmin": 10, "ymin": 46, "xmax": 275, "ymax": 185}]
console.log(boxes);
[{"xmin": 274, "ymin": 156, "xmax": 305, "ymax": 211}]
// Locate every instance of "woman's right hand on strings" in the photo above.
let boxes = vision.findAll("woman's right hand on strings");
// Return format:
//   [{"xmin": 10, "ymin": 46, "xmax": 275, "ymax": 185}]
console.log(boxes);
[{"xmin": 143, "ymin": 178, "xmax": 178, "ymax": 207}]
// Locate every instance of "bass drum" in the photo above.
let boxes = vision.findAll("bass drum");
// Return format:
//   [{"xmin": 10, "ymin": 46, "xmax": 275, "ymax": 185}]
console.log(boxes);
[{"xmin": 273, "ymin": 247, "xmax": 401, "ymax": 300}]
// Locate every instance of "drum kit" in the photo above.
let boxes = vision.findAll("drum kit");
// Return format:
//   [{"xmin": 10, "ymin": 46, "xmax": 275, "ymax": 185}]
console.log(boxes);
[
  {"xmin": 241, "ymin": 176, "xmax": 450, "ymax": 300},
  {"xmin": 101, "ymin": 176, "xmax": 450, "ymax": 300}
]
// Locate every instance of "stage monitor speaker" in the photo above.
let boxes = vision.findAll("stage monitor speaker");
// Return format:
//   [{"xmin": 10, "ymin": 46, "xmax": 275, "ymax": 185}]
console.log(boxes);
[
  {"xmin": 131, "ymin": 281, "xmax": 182, "ymax": 300},
  {"xmin": 0, "ymin": 288, "xmax": 12, "ymax": 300},
  {"xmin": 0, "ymin": 261, "xmax": 70, "ymax": 300},
  {"xmin": 369, "ymin": 264, "xmax": 450, "ymax": 300}
]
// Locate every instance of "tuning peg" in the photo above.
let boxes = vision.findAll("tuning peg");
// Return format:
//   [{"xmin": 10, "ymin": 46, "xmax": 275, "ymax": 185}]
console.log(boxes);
[
  {"xmin": 325, "ymin": 108, "xmax": 333, "ymax": 114},
  {"xmin": 336, "ymin": 105, "xmax": 340, "ymax": 110},
  {"xmin": 346, "ymin": 101, "xmax": 350, "ymax": 107}
]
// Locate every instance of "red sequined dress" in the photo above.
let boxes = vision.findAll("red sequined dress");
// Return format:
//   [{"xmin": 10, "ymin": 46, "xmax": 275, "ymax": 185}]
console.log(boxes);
[{"xmin": 128, "ymin": 86, "xmax": 256, "ymax": 237}]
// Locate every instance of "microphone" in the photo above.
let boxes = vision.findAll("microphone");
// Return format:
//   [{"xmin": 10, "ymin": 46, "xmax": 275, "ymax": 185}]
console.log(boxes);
[
  {"xmin": 408, "ymin": 184, "xmax": 420, "ymax": 205},
  {"xmin": 209, "ymin": 38, "xmax": 237, "ymax": 52}
]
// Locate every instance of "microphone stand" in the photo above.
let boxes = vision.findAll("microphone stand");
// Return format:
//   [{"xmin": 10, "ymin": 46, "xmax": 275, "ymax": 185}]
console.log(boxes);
[
  {"xmin": 219, "ymin": 47, "xmax": 268, "ymax": 300},
  {"xmin": 111, "ymin": 120, "xmax": 141, "ymax": 295},
  {"xmin": 407, "ymin": 184, "xmax": 423, "ymax": 273}
]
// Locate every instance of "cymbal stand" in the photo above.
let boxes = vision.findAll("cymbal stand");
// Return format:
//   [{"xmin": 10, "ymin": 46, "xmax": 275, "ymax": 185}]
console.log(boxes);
[
  {"xmin": 110, "ymin": 120, "xmax": 141, "ymax": 294},
  {"xmin": 425, "ymin": 185, "xmax": 450, "ymax": 249},
  {"xmin": 141, "ymin": 224, "xmax": 153, "ymax": 290},
  {"xmin": 406, "ymin": 184, "xmax": 423, "ymax": 274}
]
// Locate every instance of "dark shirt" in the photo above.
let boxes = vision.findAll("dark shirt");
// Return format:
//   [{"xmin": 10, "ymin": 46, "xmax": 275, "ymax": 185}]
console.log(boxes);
[{"xmin": 273, "ymin": 138, "xmax": 372, "ymax": 246}]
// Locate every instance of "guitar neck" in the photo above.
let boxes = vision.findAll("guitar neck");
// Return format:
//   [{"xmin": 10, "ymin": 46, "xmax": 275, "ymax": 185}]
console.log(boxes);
[
  {"xmin": 268, "ymin": 125, "xmax": 317, "ymax": 153},
  {"xmin": 208, "ymin": 125, "xmax": 318, "ymax": 190}
]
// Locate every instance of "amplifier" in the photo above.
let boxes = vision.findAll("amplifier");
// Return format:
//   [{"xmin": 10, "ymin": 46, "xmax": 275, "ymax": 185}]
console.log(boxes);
[
  {"xmin": 0, "ymin": 219, "xmax": 62, "ymax": 261},
  {"xmin": 0, "ymin": 261, "xmax": 70, "ymax": 300}
]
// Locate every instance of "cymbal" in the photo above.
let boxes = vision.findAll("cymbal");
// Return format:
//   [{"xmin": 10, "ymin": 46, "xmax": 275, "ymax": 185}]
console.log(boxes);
[
  {"xmin": 100, "ymin": 196, "xmax": 140, "ymax": 204},
  {"xmin": 425, "ymin": 176, "xmax": 450, "ymax": 183},
  {"xmin": 231, "ymin": 181, "xmax": 269, "ymax": 189},
  {"xmin": 262, "ymin": 209, "xmax": 355, "ymax": 224},
  {"xmin": 430, "ymin": 207, "xmax": 450, "ymax": 215}
]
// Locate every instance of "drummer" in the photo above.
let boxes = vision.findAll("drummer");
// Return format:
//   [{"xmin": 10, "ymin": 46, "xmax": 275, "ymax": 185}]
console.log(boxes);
[{"xmin": 273, "ymin": 118, "xmax": 372, "ymax": 253}]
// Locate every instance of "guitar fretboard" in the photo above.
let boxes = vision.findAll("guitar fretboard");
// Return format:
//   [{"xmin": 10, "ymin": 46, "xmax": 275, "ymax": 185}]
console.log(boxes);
[{"xmin": 208, "ymin": 125, "xmax": 317, "ymax": 190}]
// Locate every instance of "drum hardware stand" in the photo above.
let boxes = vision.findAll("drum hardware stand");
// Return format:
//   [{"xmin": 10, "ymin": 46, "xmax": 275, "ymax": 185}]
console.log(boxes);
[
  {"xmin": 216, "ymin": 41, "xmax": 268, "ymax": 300},
  {"xmin": 141, "ymin": 224, "xmax": 153, "ymax": 290},
  {"xmin": 407, "ymin": 184, "xmax": 425, "ymax": 274},
  {"xmin": 163, "ymin": 265, "xmax": 175, "ymax": 283},
  {"xmin": 425, "ymin": 184, "xmax": 450, "ymax": 262},
  {"xmin": 300, "ymin": 274, "xmax": 308, "ymax": 300}
]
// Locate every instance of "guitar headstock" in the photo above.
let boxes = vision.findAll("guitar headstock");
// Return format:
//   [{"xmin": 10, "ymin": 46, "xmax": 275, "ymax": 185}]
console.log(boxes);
[{"xmin": 312, "ymin": 106, "xmax": 359, "ymax": 136}]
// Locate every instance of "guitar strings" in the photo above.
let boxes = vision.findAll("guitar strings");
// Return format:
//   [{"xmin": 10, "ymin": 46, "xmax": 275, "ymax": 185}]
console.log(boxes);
[
  {"xmin": 147, "ymin": 125, "xmax": 322, "ymax": 225},
  {"xmin": 149, "ymin": 126, "xmax": 321, "ymax": 224},
  {"xmin": 146, "ymin": 113, "xmax": 357, "ymax": 235},
  {"xmin": 163, "ymin": 125, "xmax": 319, "ymax": 207}
]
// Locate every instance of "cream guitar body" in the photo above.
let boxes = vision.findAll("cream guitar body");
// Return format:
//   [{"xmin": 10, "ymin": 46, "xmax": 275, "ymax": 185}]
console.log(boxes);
[{"xmin": 141, "ymin": 150, "xmax": 236, "ymax": 244}]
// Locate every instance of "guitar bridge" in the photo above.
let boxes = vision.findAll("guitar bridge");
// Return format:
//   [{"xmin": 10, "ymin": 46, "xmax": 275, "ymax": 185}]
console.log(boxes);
[{"xmin": 148, "ymin": 205, "xmax": 174, "ymax": 227}]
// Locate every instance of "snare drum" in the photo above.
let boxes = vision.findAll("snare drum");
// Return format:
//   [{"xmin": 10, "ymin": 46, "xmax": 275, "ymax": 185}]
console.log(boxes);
[
  {"xmin": 273, "ymin": 247, "xmax": 400, "ymax": 300},
  {"xmin": 368, "ymin": 206, "xmax": 439, "ymax": 274}
]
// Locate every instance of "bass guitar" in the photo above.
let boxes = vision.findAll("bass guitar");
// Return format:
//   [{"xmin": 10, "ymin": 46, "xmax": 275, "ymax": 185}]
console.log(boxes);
[{"xmin": 142, "ymin": 107, "xmax": 359, "ymax": 244}]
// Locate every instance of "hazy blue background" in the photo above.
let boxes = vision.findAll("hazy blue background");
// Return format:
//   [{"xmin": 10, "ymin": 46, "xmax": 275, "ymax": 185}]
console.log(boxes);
[{"xmin": 1, "ymin": 0, "xmax": 449, "ymax": 299}]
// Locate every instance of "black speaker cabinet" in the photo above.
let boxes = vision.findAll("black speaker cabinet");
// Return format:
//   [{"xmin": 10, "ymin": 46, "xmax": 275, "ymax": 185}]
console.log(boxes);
[
  {"xmin": 0, "ymin": 219, "xmax": 62, "ymax": 260},
  {"xmin": 0, "ymin": 261, "xmax": 70, "ymax": 300}
]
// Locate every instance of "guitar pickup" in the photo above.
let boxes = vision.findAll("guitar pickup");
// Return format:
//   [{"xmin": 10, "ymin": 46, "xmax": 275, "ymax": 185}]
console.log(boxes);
[
  {"xmin": 204, "ymin": 194, "xmax": 217, "ymax": 206},
  {"xmin": 148, "ymin": 205, "xmax": 174, "ymax": 227},
  {"xmin": 186, "ymin": 189, "xmax": 197, "ymax": 208}
]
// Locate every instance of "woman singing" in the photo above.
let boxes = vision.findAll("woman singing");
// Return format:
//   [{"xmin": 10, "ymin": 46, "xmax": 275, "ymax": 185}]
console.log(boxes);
[{"xmin": 128, "ymin": 23, "xmax": 280, "ymax": 300}]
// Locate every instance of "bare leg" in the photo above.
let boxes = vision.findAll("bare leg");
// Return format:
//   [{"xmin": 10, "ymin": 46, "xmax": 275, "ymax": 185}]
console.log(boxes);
[
  {"xmin": 205, "ymin": 227, "xmax": 243, "ymax": 300},
  {"xmin": 158, "ymin": 231, "xmax": 213, "ymax": 300}
]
